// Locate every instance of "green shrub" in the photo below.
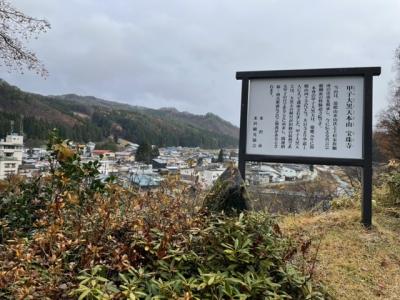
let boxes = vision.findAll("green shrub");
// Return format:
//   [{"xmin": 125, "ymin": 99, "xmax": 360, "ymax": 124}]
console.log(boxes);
[
  {"xmin": 73, "ymin": 212, "xmax": 328, "ymax": 299},
  {"xmin": 386, "ymin": 173, "xmax": 400, "ymax": 206},
  {"xmin": 0, "ymin": 129, "xmax": 105, "ymax": 240},
  {"xmin": 0, "ymin": 131, "xmax": 329, "ymax": 299},
  {"xmin": 374, "ymin": 160, "xmax": 400, "ymax": 207}
]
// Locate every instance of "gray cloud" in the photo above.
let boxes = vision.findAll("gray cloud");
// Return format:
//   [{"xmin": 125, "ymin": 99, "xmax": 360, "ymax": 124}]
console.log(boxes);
[{"xmin": 2, "ymin": 0, "xmax": 400, "ymax": 125}]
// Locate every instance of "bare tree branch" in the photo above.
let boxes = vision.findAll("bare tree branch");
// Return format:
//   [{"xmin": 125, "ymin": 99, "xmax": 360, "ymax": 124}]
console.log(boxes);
[
  {"xmin": 0, "ymin": 0, "xmax": 50, "ymax": 76},
  {"xmin": 376, "ymin": 45, "xmax": 400, "ymax": 160}
]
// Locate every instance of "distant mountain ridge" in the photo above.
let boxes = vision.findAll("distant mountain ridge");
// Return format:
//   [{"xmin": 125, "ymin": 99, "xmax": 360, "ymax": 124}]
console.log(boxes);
[{"xmin": 0, "ymin": 80, "xmax": 239, "ymax": 148}]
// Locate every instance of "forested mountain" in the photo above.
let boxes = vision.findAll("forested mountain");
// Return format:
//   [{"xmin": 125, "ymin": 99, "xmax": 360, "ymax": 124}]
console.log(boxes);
[{"xmin": 0, "ymin": 80, "xmax": 239, "ymax": 148}]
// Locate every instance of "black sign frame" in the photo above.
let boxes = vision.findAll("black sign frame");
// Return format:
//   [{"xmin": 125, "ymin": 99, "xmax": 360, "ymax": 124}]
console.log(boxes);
[{"xmin": 236, "ymin": 67, "xmax": 381, "ymax": 227}]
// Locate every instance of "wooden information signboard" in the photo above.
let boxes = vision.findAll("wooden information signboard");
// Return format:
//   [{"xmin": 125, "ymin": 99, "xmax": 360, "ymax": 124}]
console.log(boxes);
[{"xmin": 236, "ymin": 67, "xmax": 381, "ymax": 227}]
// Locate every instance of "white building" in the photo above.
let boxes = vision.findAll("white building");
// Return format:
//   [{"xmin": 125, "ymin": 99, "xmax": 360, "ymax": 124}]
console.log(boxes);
[
  {"xmin": 281, "ymin": 166, "xmax": 297, "ymax": 181},
  {"xmin": 0, "ymin": 133, "xmax": 24, "ymax": 180},
  {"xmin": 198, "ymin": 168, "xmax": 225, "ymax": 187},
  {"xmin": 115, "ymin": 151, "xmax": 134, "ymax": 162},
  {"xmin": 85, "ymin": 142, "xmax": 96, "ymax": 156},
  {"xmin": 249, "ymin": 165, "xmax": 283, "ymax": 185},
  {"xmin": 98, "ymin": 160, "xmax": 118, "ymax": 175}
]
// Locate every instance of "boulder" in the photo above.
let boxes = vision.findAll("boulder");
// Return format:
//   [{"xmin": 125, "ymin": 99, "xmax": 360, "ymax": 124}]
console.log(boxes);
[{"xmin": 202, "ymin": 166, "xmax": 250, "ymax": 214}]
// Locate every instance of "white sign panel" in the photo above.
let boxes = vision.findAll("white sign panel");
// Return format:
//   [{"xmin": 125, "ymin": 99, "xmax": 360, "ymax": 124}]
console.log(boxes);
[{"xmin": 246, "ymin": 77, "xmax": 364, "ymax": 159}]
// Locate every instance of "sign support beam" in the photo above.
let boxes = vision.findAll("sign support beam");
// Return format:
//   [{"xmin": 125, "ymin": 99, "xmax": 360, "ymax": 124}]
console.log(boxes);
[
  {"xmin": 238, "ymin": 79, "xmax": 249, "ymax": 180},
  {"xmin": 362, "ymin": 74, "xmax": 374, "ymax": 228}
]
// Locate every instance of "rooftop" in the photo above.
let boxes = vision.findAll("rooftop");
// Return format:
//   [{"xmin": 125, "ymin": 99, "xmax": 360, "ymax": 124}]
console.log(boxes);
[
  {"xmin": 92, "ymin": 150, "xmax": 113, "ymax": 155},
  {"xmin": 131, "ymin": 174, "xmax": 161, "ymax": 187}
]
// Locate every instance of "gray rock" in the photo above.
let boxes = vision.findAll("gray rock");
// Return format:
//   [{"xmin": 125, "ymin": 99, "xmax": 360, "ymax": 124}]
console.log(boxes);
[{"xmin": 202, "ymin": 166, "xmax": 250, "ymax": 214}]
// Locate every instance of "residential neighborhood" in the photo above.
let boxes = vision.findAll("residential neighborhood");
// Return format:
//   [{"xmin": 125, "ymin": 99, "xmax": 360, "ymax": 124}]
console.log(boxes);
[{"xmin": 0, "ymin": 129, "xmax": 323, "ymax": 192}]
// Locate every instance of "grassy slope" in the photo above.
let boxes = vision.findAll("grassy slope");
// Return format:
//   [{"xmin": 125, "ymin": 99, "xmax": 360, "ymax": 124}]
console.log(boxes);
[{"xmin": 281, "ymin": 208, "xmax": 400, "ymax": 300}]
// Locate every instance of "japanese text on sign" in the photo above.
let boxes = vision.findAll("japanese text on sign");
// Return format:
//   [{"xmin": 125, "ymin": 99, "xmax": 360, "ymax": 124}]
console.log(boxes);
[{"xmin": 246, "ymin": 77, "xmax": 363, "ymax": 159}]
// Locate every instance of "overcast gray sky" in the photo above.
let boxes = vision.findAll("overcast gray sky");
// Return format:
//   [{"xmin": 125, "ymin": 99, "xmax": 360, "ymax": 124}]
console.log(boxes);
[{"xmin": 2, "ymin": 0, "xmax": 399, "ymax": 126}]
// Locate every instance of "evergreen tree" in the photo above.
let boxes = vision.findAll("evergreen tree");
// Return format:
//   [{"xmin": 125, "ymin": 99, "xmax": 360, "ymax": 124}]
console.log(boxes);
[
  {"xmin": 217, "ymin": 149, "xmax": 224, "ymax": 163},
  {"xmin": 151, "ymin": 145, "xmax": 160, "ymax": 158},
  {"xmin": 135, "ymin": 142, "xmax": 158, "ymax": 164}
]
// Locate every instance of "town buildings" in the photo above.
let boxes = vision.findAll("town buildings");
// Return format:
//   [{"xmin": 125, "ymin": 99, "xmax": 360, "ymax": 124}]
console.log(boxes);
[
  {"xmin": 247, "ymin": 163, "xmax": 315, "ymax": 186},
  {"xmin": 0, "ymin": 131, "xmax": 319, "ymax": 192},
  {"xmin": 0, "ymin": 132, "xmax": 24, "ymax": 180}
]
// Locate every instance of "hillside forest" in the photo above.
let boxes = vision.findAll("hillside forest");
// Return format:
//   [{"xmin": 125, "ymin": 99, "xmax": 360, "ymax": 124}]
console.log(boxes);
[{"xmin": 0, "ymin": 80, "xmax": 238, "ymax": 149}]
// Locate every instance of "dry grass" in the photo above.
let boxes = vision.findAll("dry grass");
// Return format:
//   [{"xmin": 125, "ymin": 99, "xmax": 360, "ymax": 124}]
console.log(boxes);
[{"xmin": 280, "ymin": 208, "xmax": 400, "ymax": 300}]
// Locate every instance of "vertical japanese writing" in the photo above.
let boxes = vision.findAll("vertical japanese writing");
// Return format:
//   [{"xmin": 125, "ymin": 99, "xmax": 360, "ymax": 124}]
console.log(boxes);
[
  {"xmin": 274, "ymin": 85, "xmax": 281, "ymax": 149},
  {"xmin": 311, "ymin": 86, "xmax": 316, "ymax": 122},
  {"xmin": 252, "ymin": 115, "xmax": 257, "ymax": 148},
  {"xmin": 302, "ymin": 84, "xmax": 309, "ymax": 149},
  {"xmin": 248, "ymin": 78, "xmax": 361, "ymax": 157},
  {"xmin": 280, "ymin": 84, "xmax": 288, "ymax": 149},
  {"xmin": 252, "ymin": 114, "xmax": 264, "ymax": 148},
  {"xmin": 295, "ymin": 84, "xmax": 302, "ymax": 149},
  {"xmin": 258, "ymin": 115, "xmax": 263, "ymax": 148},
  {"xmin": 324, "ymin": 84, "xmax": 331, "ymax": 149},
  {"xmin": 317, "ymin": 84, "xmax": 324, "ymax": 127},
  {"xmin": 332, "ymin": 85, "xmax": 339, "ymax": 150},
  {"xmin": 288, "ymin": 84, "xmax": 294, "ymax": 149},
  {"xmin": 310, "ymin": 86, "xmax": 316, "ymax": 150},
  {"xmin": 345, "ymin": 85, "xmax": 355, "ymax": 149}
]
